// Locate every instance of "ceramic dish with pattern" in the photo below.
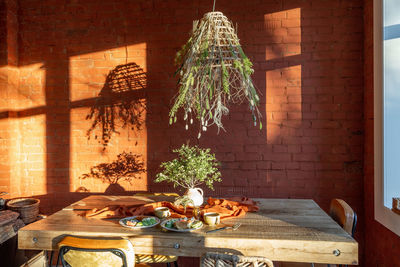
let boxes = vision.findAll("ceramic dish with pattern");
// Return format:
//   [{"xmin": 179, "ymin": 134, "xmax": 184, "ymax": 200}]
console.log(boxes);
[
  {"xmin": 160, "ymin": 218, "xmax": 203, "ymax": 232},
  {"xmin": 119, "ymin": 216, "xmax": 160, "ymax": 229}
]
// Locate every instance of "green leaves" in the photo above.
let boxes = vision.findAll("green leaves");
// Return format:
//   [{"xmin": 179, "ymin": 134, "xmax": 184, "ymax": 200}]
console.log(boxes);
[
  {"xmin": 171, "ymin": 12, "xmax": 262, "ymax": 133},
  {"xmin": 155, "ymin": 144, "xmax": 222, "ymax": 190},
  {"xmin": 221, "ymin": 60, "xmax": 229, "ymax": 94},
  {"xmin": 242, "ymin": 56, "xmax": 254, "ymax": 76}
]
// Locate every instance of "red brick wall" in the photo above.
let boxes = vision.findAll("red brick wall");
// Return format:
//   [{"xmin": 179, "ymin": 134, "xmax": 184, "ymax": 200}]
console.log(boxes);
[
  {"xmin": 0, "ymin": 0, "xmax": 19, "ymax": 194},
  {"xmin": 5, "ymin": 0, "xmax": 18, "ymax": 66},
  {"xmin": 0, "ymin": 0, "xmax": 7, "ymax": 65},
  {"xmin": 0, "ymin": 0, "xmax": 8, "ymax": 191},
  {"xmin": 363, "ymin": 0, "xmax": 400, "ymax": 266},
  {"xmin": 1, "ymin": 0, "xmax": 365, "ymax": 263}
]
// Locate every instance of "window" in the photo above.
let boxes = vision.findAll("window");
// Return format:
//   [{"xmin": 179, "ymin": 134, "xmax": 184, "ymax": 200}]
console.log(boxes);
[{"xmin": 374, "ymin": 0, "xmax": 400, "ymax": 236}]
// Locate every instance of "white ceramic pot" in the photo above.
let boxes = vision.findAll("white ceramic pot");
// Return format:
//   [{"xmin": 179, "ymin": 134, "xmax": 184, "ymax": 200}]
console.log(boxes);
[{"xmin": 185, "ymin": 187, "xmax": 204, "ymax": 207}]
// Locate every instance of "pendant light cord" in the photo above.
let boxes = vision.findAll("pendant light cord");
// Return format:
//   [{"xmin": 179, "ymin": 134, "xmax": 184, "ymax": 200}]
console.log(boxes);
[{"xmin": 212, "ymin": 0, "xmax": 216, "ymax": 12}]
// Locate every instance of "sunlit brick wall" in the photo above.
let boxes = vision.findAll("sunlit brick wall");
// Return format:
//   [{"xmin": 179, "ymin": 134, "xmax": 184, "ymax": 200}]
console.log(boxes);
[
  {"xmin": 0, "ymin": 1, "xmax": 368, "ymax": 265},
  {"xmin": 0, "ymin": 0, "xmax": 9, "ymax": 192},
  {"xmin": 0, "ymin": 0, "xmax": 19, "ymax": 194},
  {"xmin": 4, "ymin": 0, "xmax": 364, "ymax": 228},
  {"xmin": 69, "ymin": 44, "xmax": 148, "ymax": 195}
]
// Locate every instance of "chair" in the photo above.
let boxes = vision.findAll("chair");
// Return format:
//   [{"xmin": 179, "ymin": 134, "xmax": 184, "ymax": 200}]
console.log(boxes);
[
  {"xmin": 57, "ymin": 236, "xmax": 148, "ymax": 267},
  {"xmin": 133, "ymin": 192, "xmax": 179, "ymax": 267},
  {"xmin": 279, "ymin": 199, "xmax": 357, "ymax": 267},
  {"xmin": 329, "ymin": 199, "xmax": 357, "ymax": 237},
  {"xmin": 325, "ymin": 199, "xmax": 357, "ymax": 267},
  {"xmin": 201, "ymin": 252, "xmax": 274, "ymax": 267}
]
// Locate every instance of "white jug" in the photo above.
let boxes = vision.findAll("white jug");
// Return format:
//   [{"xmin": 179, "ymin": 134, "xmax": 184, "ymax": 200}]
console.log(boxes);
[{"xmin": 185, "ymin": 187, "xmax": 204, "ymax": 207}]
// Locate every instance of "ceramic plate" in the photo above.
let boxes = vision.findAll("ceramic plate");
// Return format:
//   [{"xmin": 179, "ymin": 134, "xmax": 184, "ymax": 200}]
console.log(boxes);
[
  {"xmin": 160, "ymin": 218, "xmax": 203, "ymax": 232},
  {"xmin": 119, "ymin": 216, "xmax": 160, "ymax": 229}
]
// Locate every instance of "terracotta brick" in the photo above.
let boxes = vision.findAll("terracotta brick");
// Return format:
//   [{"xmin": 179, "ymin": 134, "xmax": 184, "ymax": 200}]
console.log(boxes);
[{"xmin": 0, "ymin": 1, "xmax": 367, "ymax": 264}]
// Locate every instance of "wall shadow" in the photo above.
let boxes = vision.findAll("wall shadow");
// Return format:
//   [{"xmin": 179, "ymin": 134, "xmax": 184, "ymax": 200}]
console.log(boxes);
[
  {"xmin": 79, "ymin": 151, "xmax": 146, "ymax": 193},
  {"xmin": 44, "ymin": 55, "xmax": 71, "ymax": 203},
  {"xmin": 86, "ymin": 63, "xmax": 147, "ymax": 149},
  {"xmin": 2, "ymin": 0, "xmax": 364, "ymax": 265}
]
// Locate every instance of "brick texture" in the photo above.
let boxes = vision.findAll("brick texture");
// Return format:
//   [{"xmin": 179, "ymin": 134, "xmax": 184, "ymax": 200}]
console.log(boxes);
[
  {"xmin": 0, "ymin": 0, "xmax": 6, "ymax": 66},
  {"xmin": 0, "ymin": 0, "xmax": 19, "ymax": 194},
  {"xmin": 0, "ymin": 0, "xmax": 367, "ymax": 264}
]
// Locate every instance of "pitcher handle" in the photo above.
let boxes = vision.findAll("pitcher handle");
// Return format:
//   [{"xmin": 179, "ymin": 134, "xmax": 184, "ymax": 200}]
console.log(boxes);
[{"xmin": 196, "ymin": 188, "xmax": 204, "ymax": 196}]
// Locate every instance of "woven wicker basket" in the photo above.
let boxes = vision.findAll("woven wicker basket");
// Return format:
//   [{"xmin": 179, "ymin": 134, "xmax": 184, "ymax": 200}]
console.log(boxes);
[
  {"xmin": 6, "ymin": 198, "xmax": 40, "ymax": 224},
  {"xmin": 201, "ymin": 252, "xmax": 274, "ymax": 267}
]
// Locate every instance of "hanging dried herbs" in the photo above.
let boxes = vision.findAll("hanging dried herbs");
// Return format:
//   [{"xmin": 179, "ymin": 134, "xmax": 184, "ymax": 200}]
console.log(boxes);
[{"xmin": 171, "ymin": 12, "xmax": 262, "ymax": 137}]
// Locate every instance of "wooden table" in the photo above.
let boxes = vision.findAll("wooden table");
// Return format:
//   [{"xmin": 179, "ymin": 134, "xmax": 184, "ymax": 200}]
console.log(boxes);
[{"xmin": 18, "ymin": 195, "xmax": 358, "ymax": 265}]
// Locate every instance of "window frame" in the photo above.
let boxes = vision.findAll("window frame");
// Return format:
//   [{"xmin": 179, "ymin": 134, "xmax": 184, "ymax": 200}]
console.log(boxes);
[{"xmin": 374, "ymin": 0, "xmax": 400, "ymax": 236}]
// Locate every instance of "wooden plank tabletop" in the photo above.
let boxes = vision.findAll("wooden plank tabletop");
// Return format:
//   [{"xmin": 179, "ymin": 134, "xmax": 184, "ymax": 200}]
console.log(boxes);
[{"xmin": 18, "ymin": 195, "xmax": 358, "ymax": 265}]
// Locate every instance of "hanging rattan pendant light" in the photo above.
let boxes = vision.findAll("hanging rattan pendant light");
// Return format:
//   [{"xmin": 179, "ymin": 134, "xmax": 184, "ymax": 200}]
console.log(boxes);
[{"xmin": 170, "ymin": 8, "xmax": 262, "ymax": 138}]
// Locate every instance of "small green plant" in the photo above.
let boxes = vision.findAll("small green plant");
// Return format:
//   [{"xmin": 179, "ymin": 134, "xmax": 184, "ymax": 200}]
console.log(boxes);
[{"xmin": 155, "ymin": 144, "xmax": 222, "ymax": 190}]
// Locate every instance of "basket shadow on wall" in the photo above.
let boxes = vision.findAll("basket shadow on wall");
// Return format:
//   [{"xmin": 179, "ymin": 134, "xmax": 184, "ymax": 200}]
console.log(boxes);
[
  {"xmin": 77, "ymin": 62, "xmax": 148, "ymax": 194},
  {"xmin": 86, "ymin": 62, "xmax": 147, "ymax": 150}
]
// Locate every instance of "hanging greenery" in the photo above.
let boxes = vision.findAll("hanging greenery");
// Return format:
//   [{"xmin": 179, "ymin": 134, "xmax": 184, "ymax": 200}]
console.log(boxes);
[{"xmin": 170, "ymin": 11, "xmax": 262, "ymax": 138}]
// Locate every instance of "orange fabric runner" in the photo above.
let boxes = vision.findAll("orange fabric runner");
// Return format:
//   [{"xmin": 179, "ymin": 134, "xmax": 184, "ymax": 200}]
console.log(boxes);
[
  {"xmin": 83, "ymin": 197, "xmax": 258, "ymax": 220},
  {"xmin": 202, "ymin": 197, "xmax": 259, "ymax": 219}
]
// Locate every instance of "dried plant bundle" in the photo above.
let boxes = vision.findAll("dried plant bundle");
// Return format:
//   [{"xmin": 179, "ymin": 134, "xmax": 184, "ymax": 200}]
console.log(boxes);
[{"xmin": 171, "ymin": 11, "xmax": 262, "ymax": 137}]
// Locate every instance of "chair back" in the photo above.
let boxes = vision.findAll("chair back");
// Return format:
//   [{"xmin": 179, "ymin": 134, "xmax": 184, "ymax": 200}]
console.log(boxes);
[
  {"xmin": 57, "ymin": 236, "xmax": 135, "ymax": 267},
  {"xmin": 201, "ymin": 252, "xmax": 274, "ymax": 267},
  {"xmin": 329, "ymin": 199, "xmax": 357, "ymax": 236}
]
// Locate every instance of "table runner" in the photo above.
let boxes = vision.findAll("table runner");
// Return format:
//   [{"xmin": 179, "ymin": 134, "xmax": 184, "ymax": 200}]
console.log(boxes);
[{"xmin": 82, "ymin": 197, "xmax": 258, "ymax": 220}]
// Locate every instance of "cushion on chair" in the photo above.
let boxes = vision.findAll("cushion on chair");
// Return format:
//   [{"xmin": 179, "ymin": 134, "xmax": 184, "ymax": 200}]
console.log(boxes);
[
  {"xmin": 58, "ymin": 236, "xmax": 135, "ymax": 267},
  {"xmin": 62, "ymin": 250, "xmax": 124, "ymax": 267}
]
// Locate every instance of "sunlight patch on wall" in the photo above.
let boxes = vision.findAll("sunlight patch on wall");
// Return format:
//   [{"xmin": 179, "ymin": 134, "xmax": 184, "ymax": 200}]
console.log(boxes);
[
  {"xmin": 0, "ymin": 63, "xmax": 47, "ymax": 198},
  {"xmin": 264, "ymin": 8, "xmax": 302, "ymax": 142},
  {"xmin": 10, "ymin": 114, "xmax": 47, "ymax": 197},
  {"xmin": 0, "ymin": 63, "xmax": 46, "ymax": 112},
  {"xmin": 70, "ymin": 105, "xmax": 148, "ymax": 193},
  {"xmin": 264, "ymin": 8, "xmax": 301, "ymax": 61},
  {"xmin": 17, "ymin": 63, "xmax": 47, "ymax": 108},
  {"xmin": 69, "ymin": 43, "xmax": 147, "ymax": 102},
  {"xmin": 69, "ymin": 43, "xmax": 148, "ymax": 193},
  {"xmin": 266, "ymin": 65, "xmax": 302, "ymax": 141}
]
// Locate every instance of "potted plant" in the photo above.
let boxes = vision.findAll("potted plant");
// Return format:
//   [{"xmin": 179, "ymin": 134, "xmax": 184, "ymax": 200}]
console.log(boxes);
[{"xmin": 155, "ymin": 144, "xmax": 222, "ymax": 206}]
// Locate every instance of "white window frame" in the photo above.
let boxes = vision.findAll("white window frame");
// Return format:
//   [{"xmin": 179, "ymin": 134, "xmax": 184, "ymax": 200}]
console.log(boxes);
[{"xmin": 374, "ymin": 0, "xmax": 400, "ymax": 237}]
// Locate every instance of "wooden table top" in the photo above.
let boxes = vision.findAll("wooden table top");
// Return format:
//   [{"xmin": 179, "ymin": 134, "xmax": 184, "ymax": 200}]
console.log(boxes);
[{"xmin": 18, "ymin": 195, "xmax": 358, "ymax": 265}]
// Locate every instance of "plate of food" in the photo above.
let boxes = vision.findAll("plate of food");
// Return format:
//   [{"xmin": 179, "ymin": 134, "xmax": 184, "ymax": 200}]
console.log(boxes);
[
  {"xmin": 160, "ymin": 217, "xmax": 203, "ymax": 232},
  {"xmin": 119, "ymin": 216, "xmax": 160, "ymax": 229}
]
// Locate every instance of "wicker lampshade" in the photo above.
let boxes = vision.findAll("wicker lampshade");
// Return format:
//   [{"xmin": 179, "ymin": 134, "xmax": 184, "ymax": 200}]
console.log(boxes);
[{"xmin": 171, "ymin": 11, "xmax": 261, "ymax": 137}]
